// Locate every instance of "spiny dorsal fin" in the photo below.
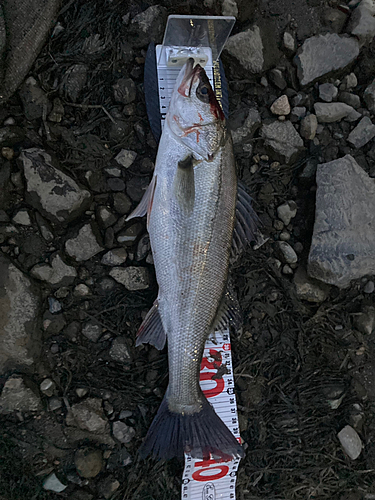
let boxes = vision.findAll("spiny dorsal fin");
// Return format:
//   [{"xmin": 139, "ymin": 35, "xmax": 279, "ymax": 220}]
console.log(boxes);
[
  {"xmin": 126, "ymin": 175, "xmax": 157, "ymax": 229},
  {"xmin": 231, "ymin": 181, "xmax": 260, "ymax": 259},
  {"xmin": 135, "ymin": 298, "xmax": 166, "ymax": 350}
]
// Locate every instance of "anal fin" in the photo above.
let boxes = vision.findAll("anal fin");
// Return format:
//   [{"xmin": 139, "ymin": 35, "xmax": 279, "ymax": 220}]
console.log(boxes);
[{"xmin": 136, "ymin": 298, "xmax": 166, "ymax": 350}]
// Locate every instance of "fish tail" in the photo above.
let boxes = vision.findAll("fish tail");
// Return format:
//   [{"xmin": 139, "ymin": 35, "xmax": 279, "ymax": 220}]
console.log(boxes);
[{"xmin": 139, "ymin": 392, "xmax": 244, "ymax": 461}]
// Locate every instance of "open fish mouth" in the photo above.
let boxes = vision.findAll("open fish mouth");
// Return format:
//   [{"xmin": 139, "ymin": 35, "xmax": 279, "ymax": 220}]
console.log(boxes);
[{"xmin": 177, "ymin": 58, "xmax": 200, "ymax": 97}]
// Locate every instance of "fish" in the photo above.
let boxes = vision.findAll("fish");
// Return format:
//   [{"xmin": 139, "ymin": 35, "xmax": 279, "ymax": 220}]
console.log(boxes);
[{"xmin": 127, "ymin": 58, "xmax": 258, "ymax": 461}]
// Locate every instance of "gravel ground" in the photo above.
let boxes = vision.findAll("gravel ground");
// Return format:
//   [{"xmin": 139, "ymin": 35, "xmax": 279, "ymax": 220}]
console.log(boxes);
[{"xmin": 1, "ymin": 1, "xmax": 375, "ymax": 499}]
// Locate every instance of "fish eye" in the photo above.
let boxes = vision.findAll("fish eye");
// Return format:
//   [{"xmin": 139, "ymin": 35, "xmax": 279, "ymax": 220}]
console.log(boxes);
[{"xmin": 196, "ymin": 83, "xmax": 210, "ymax": 103}]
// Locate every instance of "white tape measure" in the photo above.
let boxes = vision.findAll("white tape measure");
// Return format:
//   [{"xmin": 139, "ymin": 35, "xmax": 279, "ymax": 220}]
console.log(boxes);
[
  {"xmin": 156, "ymin": 44, "xmax": 241, "ymax": 500},
  {"xmin": 182, "ymin": 330, "xmax": 241, "ymax": 500}
]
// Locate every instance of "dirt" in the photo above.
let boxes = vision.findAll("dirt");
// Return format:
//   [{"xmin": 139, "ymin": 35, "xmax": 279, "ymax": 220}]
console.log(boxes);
[{"xmin": 0, "ymin": 0, "xmax": 375, "ymax": 499}]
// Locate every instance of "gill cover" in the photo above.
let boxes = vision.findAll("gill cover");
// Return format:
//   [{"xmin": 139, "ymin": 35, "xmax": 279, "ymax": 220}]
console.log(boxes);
[{"xmin": 167, "ymin": 58, "xmax": 226, "ymax": 161}]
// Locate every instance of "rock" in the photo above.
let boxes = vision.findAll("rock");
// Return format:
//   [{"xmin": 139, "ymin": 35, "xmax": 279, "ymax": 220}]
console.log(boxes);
[
  {"xmin": 109, "ymin": 337, "xmax": 131, "ymax": 363},
  {"xmin": 136, "ymin": 234, "xmax": 150, "ymax": 261},
  {"xmin": 82, "ymin": 320, "xmax": 103, "ymax": 342},
  {"xmin": 339, "ymin": 91, "xmax": 361, "ymax": 109},
  {"xmin": 105, "ymin": 166, "xmax": 122, "ymax": 177},
  {"xmin": 268, "ymin": 68, "xmax": 287, "ymax": 90},
  {"xmin": 0, "ymin": 374, "xmax": 42, "ymax": 413},
  {"xmin": 222, "ymin": 0, "xmax": 238, "ymax": 17},
  {"xmin": 113, "ymin": 192, "xmax": 132, "ymax": 215},
  {"xmin": 74, "ymin": 284, "xmax": 90, "ymax": 296},
  {"xmin": 290, "ymin": 106, "xmax": 307, "ymax": 122},
  {"xmin": 30, "ymin": 252, "xmax": 77, "ymax": 287},
  {"xmin": 277, "ymin": 201, "xmax": 297, "ymax": 225},
  {"xmin": 314, "ymin": 102, "xmax": 359, "ymax": 123},
  {"xmin": 19, "ymin": 77, "xmax": 50, "ymax": 121},
  {"xmin": 35, "ymin": 213, "xmax": 54, "ymax": 242},
  {"xmin": 0, "ymin": 253, "xmax": 41, "ymax": 372},
  {"xmin": 283, "ymin": 31, "xmax": 296, "ymax": 53},
  {"xmin": 40, "ymin": 378, "xmax": 55, "ymax": 397},
  {"xmin": 66, "ymin": 398, "xmax": 109, "ymax": 434},
  {"xmin": 293, "ymin": 266, "xmax": 330, "ymax": 302},
  {"xmin": 354, "ymin": 306, "xmax": 375, "ymax": 334},
  {"xmin": 109, "ymin": 266, "xmax": 150, "ymax": 290},
  {"xmin": 347, "ymin": 0, "xmax": 375, "ymax": 47},
  {"xmin": 129, "ymin": 5, "xmax": 167, "ymax": 48},
  {"xmin": 61, "ymin": 64, "xmax": 88, "ymax": 102},
  {"xmin": 18, "ymin": 148, "xmax": 91, "ymax": 225},
  {"xmin": 319, "ymin": 83, "xmax": 338, "ymax": 102},
  {"xmin": 112, "ymin": 78, "xmax": 136, "ymax": 105},
  {"xmin": 48, "ymin": 297, "xmax": 62, "ymax": 313},
  {"xmin": 12, "ymin": 208, "xmax": 31, "ymax": 225},
  {"xmin": 341, "ymin": 73, "xmax": 358, "ymax": 90},
  {"xmin": 65, "ymin": 223, "xmax": 103, "ymax": 262},
  {"xmin": 276, "ymin": 241, "xmax": 298, "ymax": 264},
  {"xmin": 96, "ymin": 206, "xmax": 117, "ymax": 229},
  {"xmin": 98, "ymin": 476, "xmax": 121, "ymax": 500},
  {"xmin": 114, "ymin": 149, "xmax": 137, "ymax": 168},
  {"xmin": 112, "ymin": 420, "xmax": 136, "ymax": 444},
  {"xmin": 230, "ymin": 108, "xmax": 261, "ymax": 145},
  {"xmin": 261, "ymin": 121, "xmax": 304, "ymax": 164},
  {"xmin": 300, "ymin": 114, "xmax": 318, "ymax": 140},
  {"xmin": 308, "ymin": 155, "xmax": 375, "ymax": 288},
  {"xmin": 116, "ymin": 222, "xmax": 143, "ymax": 245},
  {"xmin": 347, "ymin": 116, "xmax": 375, "ymax": 148},
  {"xmin": 43, "ymin": 473, "xmax": 67, "ymax": 492},
  {"xmin": 270, "ymin": 95, "xmax": 290, "ymax": 116},
  {"xmin": 75, "ymin": 447, "xmax": 103, "ymax": 478},
  {"xmin": 337, "ymin": 425, "xmax": 362, "ymax": 459},
  {"xmin": 101, "ymin": 248, "xmax": 127, "ymax": 266},
  {"xmin": 48, "ymin": 98, "xmax": 64, "ymax": 122},
  {"xmin": 107, "ymin": 177, "xmax": 125, "ymax": 192},
  {"xmin": 364, "ymin": 280, "xmax": 375, "ymax": 293},
  {"xmin": 294, "ymin": 34, "xmax": 359, "ymax": 86},
  {"xmin": 363, "ymin": 79, "xmax": 375, "ymax": 112},
  {"xmin": 126, "ymin": 176, "xmax": 150, "ymax": 202},
  {"xmin": 224, "ymin": 26, "xmax": 264, "ymax": 74}
]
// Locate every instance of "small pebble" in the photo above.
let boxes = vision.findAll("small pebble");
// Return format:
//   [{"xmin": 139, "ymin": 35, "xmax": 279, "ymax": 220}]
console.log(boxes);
[
  {"xmin": 43, "ymin": 473, "xmax": 67, "ymax": 492},
  {"xmin": 270, "ymin": 95, "xmax": 291, "ymax": 116},
  {"xmin": 277, "ymin": 201, "xmax": 297, "ymax": 226},
  {"xmin": 337, "ymin": 425, "xmax": 362, "ymax": 460},
  {"xmin": 76, "ymin": 388, "xmax": 89, "ymax": 398},
  {"xmin": 82, "ymin": 320, "xmax": 103, "ymax": 342},
  {"xmin": 48, "ymin": 297, "xmax": 62, "ymax": 314},
  {"xmin": 277, "ymin": 241, "xmax": 298, "ymax": 264},
  {"xmin": 363, "ymin": 280, "xmax": 374, "ymax": 294},
  {"xmin": 50, "ymin": 343, "xmax": 59, "ymax": 354},
  {"xmin": 49, "ymin": 397, "xmax": 62, "ymax": 411},
  {"xmin": 112, "ymin": 421, "xmax": 136, "ymax": 444},
  {"xmin": 74, "ymin": 284, "xmax": 90, "ymax": 296},
  {"xmin": 1, "ymin": 147, "xmax": 14, "ymax": 160},
  {"xmin": 75, "ymin": 447, "xmax": 103, "ymax": 478},
  {"xmin": 40, "ymin": 378, "xmax": 55, "ymax": 397},
  {"xmin": 282, "ymin": 264, "xmax": 294, "ymax": 275}
]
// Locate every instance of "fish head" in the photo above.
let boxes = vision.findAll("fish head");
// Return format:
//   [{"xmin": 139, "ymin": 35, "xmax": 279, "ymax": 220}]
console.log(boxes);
[{"xmin": 167, "ymin": 58, "xmax": 226, "ymax": 161}]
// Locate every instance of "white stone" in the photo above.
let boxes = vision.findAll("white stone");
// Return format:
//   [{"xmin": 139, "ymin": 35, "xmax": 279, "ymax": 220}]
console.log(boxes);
[
  {"xmin": 12, "ymin": 209, "xmax": 31, "ymax": 225},
  {"xmin": 277, "ymin": 201, "xmax": 297, "ymax": 225},
  {"xmin": 43, "ymin": 473, "xmax": 67, "ymax": 492},
  {"xmin": 337, "ymin": 425, "xmax": 362, "ymax": 459},
  {"xmin": 270, "ymin": 95, "xmax": 290, "ymax": 116},
  {"xmin": 283, "ymin": 31, "xmax": 296, "ymax": 52},
  {"xmin": 114, "ymin": 149, "xmax": 137, "ymax": 168}
]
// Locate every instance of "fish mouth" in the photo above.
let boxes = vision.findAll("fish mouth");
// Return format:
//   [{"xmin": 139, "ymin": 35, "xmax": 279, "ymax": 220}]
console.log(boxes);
[{"xmin": 177, "ymin": 58, "xmax": 200, "ymax": 97}]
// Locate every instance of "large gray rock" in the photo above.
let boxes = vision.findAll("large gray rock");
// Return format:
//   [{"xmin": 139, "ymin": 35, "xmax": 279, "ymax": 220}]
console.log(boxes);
[
  {"xmin": 223, "ymin": 26, "xmax": 264, "ymax": 74},
  {"xmin": 30, "ymin": 252, "xmax": 77, "ymax": 287},
  {"xmin": 18, "ymin": 148, "xmax": 91, "ymax": 225},
  {"xmin": 230, "ymin": 108, "xmax": 261, "ymax": 145},
  {"xmin": 294, "ymin": 34, "xmax": 360, "ymax": 86},
  {"xmin": 65, "ymin": 223, "xmax": 103, "ymax": 262},
  {"xmin": 347, "ymin": 0, "xmax": 375, "ymax": 47},
  {"xmin": 109, "ymin": 266, "xmax": 150, "ymax": 290},
  {"xmin": 347, "ymin": 116, "xmax": 375, "ymax": 148},
  {"xmin": 0, "ymin": 253, "xmax": 41, "ymax": 373},
  {"xmin": 0, "ymin": 374, "xmax": 42, "ymax": 413},
  {"xmin": 261, "ymin": 121, "xmax": 304, "ymax": 164},
  {"xmin": 308, "ymin": 155, "xmax": 375, "ymax": 288},
  {"xmin": 314, "ymin": 102, "xmax": 360, "ymax": 123},
  {"xmin": 129, "ymin": 5, "xmax": 167, "ymax": 48}
]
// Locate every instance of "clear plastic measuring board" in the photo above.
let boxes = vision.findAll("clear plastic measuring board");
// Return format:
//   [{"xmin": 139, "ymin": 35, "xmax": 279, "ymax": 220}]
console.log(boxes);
[{"xmin": 155, "ymin": 15, "xmax": 238, "ymax": 500}]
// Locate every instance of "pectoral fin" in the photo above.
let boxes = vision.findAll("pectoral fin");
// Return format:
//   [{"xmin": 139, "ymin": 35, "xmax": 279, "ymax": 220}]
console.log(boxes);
[
  {"xmin": 126, "ymin": 175, "xmax": 157, "ymax": 229},
  {"xmin": 173, "ymin": 154, "xmax": 195, "ymax": 213}
]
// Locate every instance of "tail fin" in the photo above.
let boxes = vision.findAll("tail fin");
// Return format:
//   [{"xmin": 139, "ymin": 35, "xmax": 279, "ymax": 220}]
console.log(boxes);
[{"xmin": 139, "ymin": 393, "xmax": 244, "ymax": 461}]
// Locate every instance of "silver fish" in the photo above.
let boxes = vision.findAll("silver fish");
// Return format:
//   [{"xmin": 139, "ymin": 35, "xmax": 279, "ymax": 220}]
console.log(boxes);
[{"xmin": 127, "ymin": 59, "xmax": 258, "ymax": 460}]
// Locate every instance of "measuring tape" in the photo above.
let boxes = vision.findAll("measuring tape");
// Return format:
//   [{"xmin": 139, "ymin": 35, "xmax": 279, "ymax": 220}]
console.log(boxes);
[
  {"xmin": 153, "ymin": 44, "xmax": 241, "ymax": 500},
  {"xmin": 182, "ymin": 330, "xmax": 241, "ymax": 500}
]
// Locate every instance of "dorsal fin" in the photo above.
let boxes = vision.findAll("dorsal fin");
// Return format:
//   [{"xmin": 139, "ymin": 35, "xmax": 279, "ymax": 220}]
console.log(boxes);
[{"xmin": 231, "ymin": 181, "xmax": 260, "ymax": 259}]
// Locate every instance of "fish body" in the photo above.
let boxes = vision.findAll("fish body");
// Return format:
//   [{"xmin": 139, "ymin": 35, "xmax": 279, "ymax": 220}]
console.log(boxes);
[{"xmin": 128, "ymin": 59, "xmax": 256, "ymax": 460}]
